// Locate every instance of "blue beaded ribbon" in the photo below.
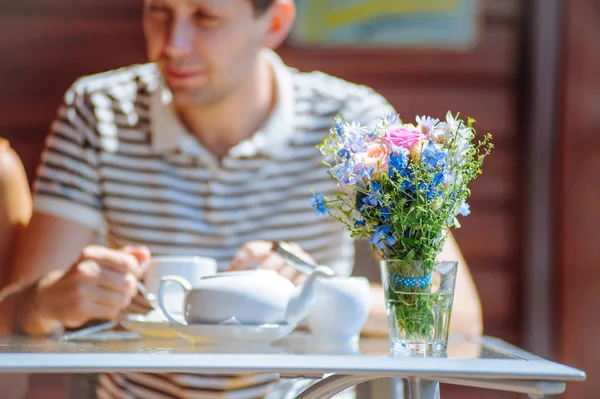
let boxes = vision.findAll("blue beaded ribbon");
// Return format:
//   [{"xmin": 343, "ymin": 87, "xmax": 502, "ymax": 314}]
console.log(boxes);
[{"xmin": 390, "ymin": 272, "xmax": 433, "ymax": 288}]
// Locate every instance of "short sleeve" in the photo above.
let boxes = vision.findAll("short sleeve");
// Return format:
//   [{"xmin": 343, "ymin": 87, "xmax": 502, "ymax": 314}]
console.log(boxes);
[
  {"xmin": 32, "ymin": 83, "xmax": 104, "ymax": 231},
  {"xmin": 344, "ymin": 85, "xmax": 397, "ymax": 130}
]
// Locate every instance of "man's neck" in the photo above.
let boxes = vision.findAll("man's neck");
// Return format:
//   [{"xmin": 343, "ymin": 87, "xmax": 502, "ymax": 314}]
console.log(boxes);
[{"xmin": 174, "ymin": 54, "xmax": 275, "ymax": 159}]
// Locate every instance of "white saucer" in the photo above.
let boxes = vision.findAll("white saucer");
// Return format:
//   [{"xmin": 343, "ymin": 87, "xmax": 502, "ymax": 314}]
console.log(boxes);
[
  {"xmin": 173, "ymin": 323, "xmax": 296, "ymax": 344},
  {"xmin": 120, "ymin": 311, "xmax": 183, "ymax": 338}
]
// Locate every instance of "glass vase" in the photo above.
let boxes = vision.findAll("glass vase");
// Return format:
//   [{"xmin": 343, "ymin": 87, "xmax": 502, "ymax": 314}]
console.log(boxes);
[{"xmin": 380, "ymin": 260, "xmax": 458, "ymax": 355}]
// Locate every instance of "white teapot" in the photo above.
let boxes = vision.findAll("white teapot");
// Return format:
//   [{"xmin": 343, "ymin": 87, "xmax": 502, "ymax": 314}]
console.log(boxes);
[{"xmin": 157, "ymin": 267, "xmax": 335, "ymax": 327}]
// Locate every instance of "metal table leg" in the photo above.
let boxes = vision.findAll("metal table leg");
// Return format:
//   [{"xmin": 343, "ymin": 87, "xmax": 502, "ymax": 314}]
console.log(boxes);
[
  {"xmin": 406, "ymin": 378, "xmax": 441, "ymax": 399},
  {"xmin": 294, "ymin": 375, "xmax": 377, "ymax": 399},
  {"xmin": 295, "ymin": 374, "xmax": 563, "ymax": 399}
]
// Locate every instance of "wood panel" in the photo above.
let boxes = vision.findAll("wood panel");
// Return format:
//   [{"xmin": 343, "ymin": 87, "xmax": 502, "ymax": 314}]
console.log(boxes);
[{"xmin": 557, "ymin": 0, "xmax": 600, "ymax": 395}]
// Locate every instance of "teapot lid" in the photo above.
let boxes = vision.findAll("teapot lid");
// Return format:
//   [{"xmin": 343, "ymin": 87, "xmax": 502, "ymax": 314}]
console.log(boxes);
[{"xmin": 201, "ymin": 269, "xmax": 277, "ymax": 280}]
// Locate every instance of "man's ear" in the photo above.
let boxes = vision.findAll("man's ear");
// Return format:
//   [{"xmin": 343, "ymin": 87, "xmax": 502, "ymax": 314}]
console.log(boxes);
[{"xmin": 260, "ymin": 0, "xmax": 296, "ymax": 50}]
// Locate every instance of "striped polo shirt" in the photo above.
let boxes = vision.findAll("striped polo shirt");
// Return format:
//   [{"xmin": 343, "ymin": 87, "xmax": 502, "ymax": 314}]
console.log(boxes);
[{"xmin": 33, "ymin": 50, "xmax": 393, "ymax": 398}]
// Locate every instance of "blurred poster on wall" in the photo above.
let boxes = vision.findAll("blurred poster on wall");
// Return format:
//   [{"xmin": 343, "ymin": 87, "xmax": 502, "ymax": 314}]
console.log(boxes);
[{"xmin": 290, "ymin": 0, "xmax": 480, "ymax": 49}]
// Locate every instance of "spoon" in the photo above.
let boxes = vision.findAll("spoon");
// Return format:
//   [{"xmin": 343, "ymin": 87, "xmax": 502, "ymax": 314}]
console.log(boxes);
[{"xmin": 271, "ymin": 241, "xmax": 336, "ymax": 277}]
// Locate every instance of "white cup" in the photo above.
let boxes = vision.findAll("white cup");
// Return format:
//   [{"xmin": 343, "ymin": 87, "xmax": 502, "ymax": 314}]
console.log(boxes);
[
  {"xmin": 144, "ymin": 256, "xmax": 218, "ymax": 314},
  {"xmin": 306, "ymin": 276, "xmax": 371, "ymax": 343}
]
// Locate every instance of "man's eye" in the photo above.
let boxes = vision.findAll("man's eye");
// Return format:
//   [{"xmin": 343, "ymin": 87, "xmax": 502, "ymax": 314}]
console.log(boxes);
[
  {"xmin": 194, "ymin": 11, "xmax": 218, "ymax": 22},
  {"xmin": 149, "ymin": 5, "xmax": 170, "ymax": 15}
]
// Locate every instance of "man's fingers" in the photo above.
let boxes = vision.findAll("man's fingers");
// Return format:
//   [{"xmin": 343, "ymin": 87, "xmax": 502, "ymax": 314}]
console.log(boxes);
[
  {"xmin": 122, "ymin": 246, "xmax": 151, "ymax": 270},
  {"xmin": 230, "ymin": 241, "xmax": 273, "ymax": 270},
  {"xmin": 276, "ymin": 264, "xmax": 303, "ymax": 283},
  {"xmin": 258, "ymin": 255, "xmax": 304, "ymax": 283},
  {"xmin": 96, "ymin": 268, "xmax": 138, "ymax": 298},
  {"xmin": 60, "ymin": 286, "xmax": 122, "ymax": 327},
  {"xmin": 92, "ymin": 285, "xmax": 132, "ymax": 309},
  {"xmin": 62, "ymin": 302, "xmax": 120, "ymax": 328},
  {"xmin": 292, "ymin": 272, "xmax": 308, "ymax": 286},
  {"xmin": 81, "ymin": 246, "xmax": 143, "ymax": 278}
]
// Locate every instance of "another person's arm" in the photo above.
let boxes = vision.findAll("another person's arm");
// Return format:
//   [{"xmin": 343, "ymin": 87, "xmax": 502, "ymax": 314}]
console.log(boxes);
[
  {"xmin": 0, "ymin": 283, "xmax": 29, "ymax": 335},
  {"xmin": 0, "ymin": 139, "xmax": 32, "ymax": 289}
]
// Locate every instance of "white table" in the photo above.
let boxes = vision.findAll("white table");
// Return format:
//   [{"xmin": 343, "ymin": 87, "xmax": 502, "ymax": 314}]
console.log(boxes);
[{"xmin": 0, "ymin": 333, "xmax": 585, "ymax": 399}]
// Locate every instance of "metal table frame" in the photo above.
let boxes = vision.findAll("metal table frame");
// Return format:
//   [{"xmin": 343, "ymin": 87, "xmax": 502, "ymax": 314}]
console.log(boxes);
[{"xmin": 0, "ymin": 335, "xmax": 586, "ymax": 399}]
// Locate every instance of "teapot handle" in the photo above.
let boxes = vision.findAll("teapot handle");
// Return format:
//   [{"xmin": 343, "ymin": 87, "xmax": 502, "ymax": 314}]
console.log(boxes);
[{"xmin": 157, "ymin": 275, "xmax": 191, "ymax": 326}]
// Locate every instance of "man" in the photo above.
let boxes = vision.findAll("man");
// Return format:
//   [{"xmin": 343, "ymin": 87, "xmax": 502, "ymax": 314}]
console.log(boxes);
[{"xmin": 7, "ymin": 0, "xmax": 482, "ymax": 397}]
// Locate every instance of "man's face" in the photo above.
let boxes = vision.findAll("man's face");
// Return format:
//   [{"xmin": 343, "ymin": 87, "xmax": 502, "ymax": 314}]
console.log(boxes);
[{"xmin": 143, "ymin": 0, "xmax": 270, "ymax": 106}]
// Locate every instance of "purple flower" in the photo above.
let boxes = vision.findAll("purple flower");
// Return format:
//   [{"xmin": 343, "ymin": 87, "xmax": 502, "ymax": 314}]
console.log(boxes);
[
  {"xmin": 346, "ymin": 121, "xmax": 370, "ymax": 137},
  {"xmin": 383, "ymin": 112, "xmax": 400, "ymax": 127},
  {"xmin": 416, "ymin": 115, "xmax": 440, "ymax": 135},
  {"xmin": 334, "ymin": 162, "xmax": 358, "ymax": 185},
  {"xmin": 344, "ymin": 134, "xmax": 368, "ymax": 154}
]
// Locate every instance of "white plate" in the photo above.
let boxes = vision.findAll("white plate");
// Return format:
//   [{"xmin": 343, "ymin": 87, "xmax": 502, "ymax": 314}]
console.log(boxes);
[
  {"xmin": 120, "ymin": 312, "xmax": 182, "ymax": 338},
  {"xmin": 173, "ymin": 323, "xmax": 296, "ymax": 344}
]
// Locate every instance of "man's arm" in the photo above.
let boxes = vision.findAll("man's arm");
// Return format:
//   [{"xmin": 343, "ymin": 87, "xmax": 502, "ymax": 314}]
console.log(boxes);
[
  {"xmin": 8, "ymin": 213, "xmax": 96, "ymax": 286},
  {"xmin": 7, "ymin": 213, "xmax": 97, "ymax": 334},
  {"xmin": 8, "ymin": 213, "xmax": 148, "ymax": 336},
  {"xmin": 361, "ymin": 234, "xmax": 483, "ymax": 337}
]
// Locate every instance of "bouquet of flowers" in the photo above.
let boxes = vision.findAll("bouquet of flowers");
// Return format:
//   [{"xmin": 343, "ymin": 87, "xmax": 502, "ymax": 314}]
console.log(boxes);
[{"xmin": 310, "ymin": 111, "xmax": 492, "ymax": 352}]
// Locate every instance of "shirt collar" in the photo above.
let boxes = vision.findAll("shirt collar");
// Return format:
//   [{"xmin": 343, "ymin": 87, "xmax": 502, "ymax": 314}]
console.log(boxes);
[{"xmin": 149, "ymin": 49, "xmax": 296, "ymax": 160}]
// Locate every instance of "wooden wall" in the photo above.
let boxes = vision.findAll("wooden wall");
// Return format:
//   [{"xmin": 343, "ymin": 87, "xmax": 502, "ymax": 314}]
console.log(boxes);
[
  {"xmin": 0, "ymin": 1, "xmax": 526, "ymax": 398},
  {"xmin": 557, "ymin": 0, "xmax": 600, "ymax": 397}
]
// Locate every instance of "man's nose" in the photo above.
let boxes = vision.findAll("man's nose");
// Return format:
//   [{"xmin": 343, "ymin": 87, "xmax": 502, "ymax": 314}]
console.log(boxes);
[{"xmin": 166, "ymin": 16, "xmax": 193, "ymax": 57}]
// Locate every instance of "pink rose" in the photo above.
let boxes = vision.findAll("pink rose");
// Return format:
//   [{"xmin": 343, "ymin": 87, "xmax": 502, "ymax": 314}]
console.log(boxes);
[
  {"xmin": 359, "ymin": 141, "xmax": 391, "ymax": 175},
  {"xmin": 384, "ymin": 125, "xmax": 425, "ymax": 150}
]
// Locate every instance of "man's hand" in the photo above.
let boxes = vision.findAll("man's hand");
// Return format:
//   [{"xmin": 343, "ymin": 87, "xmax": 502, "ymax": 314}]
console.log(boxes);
[
  {"xmin": 229, "ymin": 241, "xmax": 314, "ymax": 285},
  {"xmin": 19, "ymin": 245, "xmax": 150, "ymax": 334}
]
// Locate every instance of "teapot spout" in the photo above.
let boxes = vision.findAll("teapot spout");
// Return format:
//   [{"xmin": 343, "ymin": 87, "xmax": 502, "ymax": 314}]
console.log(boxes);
[{"xmin": 284, "ymin": 266, "xmax": 335, "ymax": 326}]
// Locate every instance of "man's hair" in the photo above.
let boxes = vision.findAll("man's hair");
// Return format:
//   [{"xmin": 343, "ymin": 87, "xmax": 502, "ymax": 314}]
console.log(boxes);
[{"xmin": 252, "ymin": 0, "xmax": 276, "ymax": 14}]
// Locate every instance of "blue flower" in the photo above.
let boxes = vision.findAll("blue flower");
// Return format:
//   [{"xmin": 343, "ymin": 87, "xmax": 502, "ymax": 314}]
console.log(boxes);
[
  {"xmin": 338, "ymin": 148, "xmax": 351, "ymax": 160},
  {"xmin": 370, "ymin": 225, "xmax": 396, "ymax": 251},
  {"xmin": 309, "ymin": 193, "xmax": 328, "ymax": 215},
  {"xmin": 459, "ymin": 202, "xmax": 471, "ymax": 216},
  {"xmin": 380, "ymin": 207, "xmax": 391, "ymax": 220},
  {"xmin": 424, "ymin": 171, "xmax": 446, "ymax": 200},
  {"xmin": 354, "ymin": 219, "xmax": 366, "ymax": 227},
  {"xmin": 334, "ymin": 121, "xmax": 344, "ymax": 136},
  {"xmin": 422, "ymin": 140, "xmax": 447, "ymax": 169},
  {"xmin": 362, "ymin": 192, "xmax": 379, "ymax": 208},
  {"xmin": 371, "ymin": 181, "xmax": 381, "ymax": 192},
  {"xmin": 359, "ymin": 181, "xmax": 382, "ymax": 211},
  {"xmin": 431, "ymin": 171, "xmax": 445, "ymax": 187},
  {"xmin": 389, "ymin": 150, "xmax": 409, "ymax": 176},
  {"xmin": 400, "ymin": 169, "xmax": 415, "ymax": 193},
  {"xmin": 401, "ymin": 179, "xmax": 415, "ymax": 193}
]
